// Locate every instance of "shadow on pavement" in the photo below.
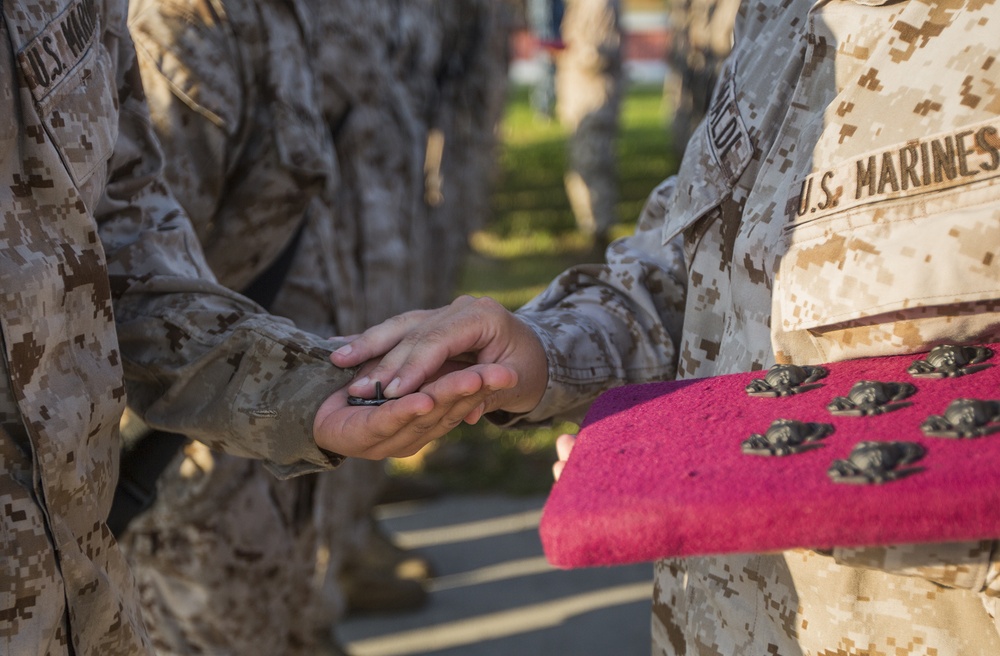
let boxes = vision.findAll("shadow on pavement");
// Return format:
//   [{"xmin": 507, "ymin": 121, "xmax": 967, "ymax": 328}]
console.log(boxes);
[{"xmin": 339, "ymin": 494, "xmax": 653, "ymax": 656}]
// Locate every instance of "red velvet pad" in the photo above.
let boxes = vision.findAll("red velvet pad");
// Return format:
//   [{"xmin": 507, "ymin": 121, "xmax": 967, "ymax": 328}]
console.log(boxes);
[{"xmin": 539, "ymin": 344, "xmax": 1000, "ymax": 568}]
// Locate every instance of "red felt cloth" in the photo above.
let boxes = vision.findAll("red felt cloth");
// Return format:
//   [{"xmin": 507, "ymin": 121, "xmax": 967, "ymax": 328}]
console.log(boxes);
[{"xmin": 539, "ymin": 345, "xmax": 1000, "ymax": 568}]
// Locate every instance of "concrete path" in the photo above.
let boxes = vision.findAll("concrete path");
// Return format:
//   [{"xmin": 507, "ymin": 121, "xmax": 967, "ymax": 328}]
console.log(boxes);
[{"xmin": 339, "ymin": 494, "xmax": 654, "ymax": 656}]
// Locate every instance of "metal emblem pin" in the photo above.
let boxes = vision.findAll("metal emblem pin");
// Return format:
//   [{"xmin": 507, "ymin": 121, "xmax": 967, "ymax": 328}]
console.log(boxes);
[
  {"xmin": 827, "ymin": 441, "xmax": 925, "ymax": 485},
  {"xmin": 745, "ymin": 364, "xmax": 828, "ymax": 398},
  {"xmin": 347, "ymin": 381, "xmax": 389, "ymax": 406},
  {"xmin": 826, "ymin": 380, "xmax": 916, "ymax": 417},
  {"xmin": 920, "ymin": 398, "xmax": 1000, "ymax": 439},
  {"xmin": 741, "ymin": 418, "xmax": 834, "ymax": 456},
  {"xmin": 907, "ymin": 344, "xmax": 993, "ymax": 379}
]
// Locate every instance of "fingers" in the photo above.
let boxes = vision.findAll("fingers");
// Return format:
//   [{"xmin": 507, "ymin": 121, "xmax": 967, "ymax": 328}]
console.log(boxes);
[
  {"xmin": 313, "ymin": 364, "xmax": 518, "ymax": 460},
  {"xmin": 330, "ymin": 298, "xmax": 481, "ymax": 368},
  {"xmin": 371, "ymin": 365, "xmax": 517, "ymax": 457},
  {"xmin": 555, "ymin": 433, "xmax": 576, "ymax": 460},
  {"xmin": 313, "ymin": 387, "xmax": 434, "ymax": 458},
  {"xmin": 327, "ymin": 333, "xmax": 361, "ymax": 343},
  {"xmin": 336, "ymin": 296, "xmax": 514, "ymax": 400},
  {"xmin": 552, "ymin": 433, "xmax": 577, "ymax": 482},
  {"xmin": 463, "ymin": 402, "xmax": 486, "ymax": 425},
  {"xmin": 329, "ymin": 307, "xmax": 438, "ymax": 367}
]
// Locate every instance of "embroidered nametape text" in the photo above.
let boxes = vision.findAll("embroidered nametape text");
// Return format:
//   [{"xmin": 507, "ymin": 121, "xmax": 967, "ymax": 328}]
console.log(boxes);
[
  {"xmin": 16, "ymin": 0, "xmax": 98, "ymax": 101},
  {"xmin": 706, "ymin": 69, "xmax": 753, "ymax": 185},
  {"xmin": 792, "ymin": 118, "xmax": 1000, "ymax": 224}
]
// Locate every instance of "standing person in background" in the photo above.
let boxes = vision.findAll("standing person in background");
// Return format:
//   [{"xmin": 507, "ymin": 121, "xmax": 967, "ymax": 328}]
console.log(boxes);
[
  {"xmin": 118, "ymin": 0, "xmax": 367, "ymax": 652},
  {"xmin": 308, "ymin": 0, "xmax": 509, "ymax": 315},
  {"xmin": 665, "ymin": 0, "xmax": 739, "ymax": 156},
  {"xmin": 0, "ymin": 0, "xmax": 508, "ymax": 653},
  {"xmin": 527, "ymin": 0, "xmax": 565, "ymax": 119},
  {"xmin": 118, "ymin": 0, "xmax": 511, "ymax": 653},
  {"xmin": 301, "ymin": 0, "xmax": 510, "ymax": 614},
  {"xmin": 333, "ymin": 1, "xmax": 1000, "ymax": 653},
  {"xmin": 556, "ymin": 0, "xmax": 624, "ymax": 246}
]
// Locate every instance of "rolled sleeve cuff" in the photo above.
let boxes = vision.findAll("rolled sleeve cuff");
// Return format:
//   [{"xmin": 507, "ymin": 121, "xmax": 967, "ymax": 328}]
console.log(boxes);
[{"xmin": 486, "ymin": 315, "xmax": 607, "ymax": 428}]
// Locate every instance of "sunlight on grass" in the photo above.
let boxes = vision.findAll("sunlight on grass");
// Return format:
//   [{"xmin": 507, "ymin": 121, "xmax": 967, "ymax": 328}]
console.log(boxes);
[{"xmin": 469, "ymin": 230, "xmax": 592, "ymax": 258}]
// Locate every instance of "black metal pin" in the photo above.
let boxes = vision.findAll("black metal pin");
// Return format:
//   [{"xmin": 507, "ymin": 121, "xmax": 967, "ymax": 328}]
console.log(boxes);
[{"xmin": 347, "ymin": 380, "xmax": 389, "ymax": 407}]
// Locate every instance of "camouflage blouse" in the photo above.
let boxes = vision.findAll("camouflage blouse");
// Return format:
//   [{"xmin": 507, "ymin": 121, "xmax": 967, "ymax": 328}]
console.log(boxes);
[
  {"xmin": 0, "ymin": 1, "xmax": 349, "ymax": 653},
  {"xmin": 513, "ymin": 0, "xmax": 1000, "ymax": 653}
]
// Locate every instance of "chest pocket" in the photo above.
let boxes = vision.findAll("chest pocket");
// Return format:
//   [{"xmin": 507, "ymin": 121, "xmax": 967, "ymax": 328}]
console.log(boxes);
[
  {"xmin": 10, "ymin": 1, "xmax": 118, "ymax": 189},
  {"xmin": 776, "ymin": 118, "xmax": 1000, "ymax": 339}
]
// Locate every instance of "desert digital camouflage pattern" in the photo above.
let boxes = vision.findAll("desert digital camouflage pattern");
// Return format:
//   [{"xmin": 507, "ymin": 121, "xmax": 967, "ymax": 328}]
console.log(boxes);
[
  {"xmin": 122, "ymin": 1, "xmax": 510, "ymax": 652},
  {"xmin": 128, "ymin": 0, "xmax": 333, "ymax": 294},
  {"xmin": 0, "ymin": 1, "xmax": 350, "ymax": 654},
  {"xmin": 509, "ymin": 0, "xmax": 1000, "ymax": 653},
  {"xmin": 285, "ymin": 0, "xmax": 511, "ymax": 629},
  {"xmin": 122, "ymin": 0, "xmax": 367, "ymax": 653}
]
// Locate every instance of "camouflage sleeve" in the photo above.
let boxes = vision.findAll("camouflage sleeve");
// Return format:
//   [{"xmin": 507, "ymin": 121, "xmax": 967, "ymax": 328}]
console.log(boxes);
[
  {"xmin": 498, "ymin": 178, "xmax": 688, "ymax": 426},
  {"xmin": 832, "ymin": 542, "xmax": 1000, "ymax": 596},
  {"xmin": 97, "ymin": 11, "xmax": 351, "ymax": 478}
]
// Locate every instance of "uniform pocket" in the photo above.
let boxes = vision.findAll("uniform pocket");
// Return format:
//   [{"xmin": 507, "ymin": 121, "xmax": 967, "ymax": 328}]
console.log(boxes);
[
  {"xmin": 15, "ymin": 1, "xmax": 118, "ymax": 188},
  {"xmin": 40, "ymin": 51, "xmax": 118, "ymax": 188},
  {"xmin": 775, "ymin": 120, "xmax": 1000, "ymax": 357}
]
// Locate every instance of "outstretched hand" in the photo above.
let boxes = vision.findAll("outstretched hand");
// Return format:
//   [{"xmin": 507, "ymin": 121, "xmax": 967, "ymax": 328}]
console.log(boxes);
[
  {"xmin": 313, "ymin": 363, "xmax": 517, "ymax": 459},
  {"xmin": 330, "ymin": 295, "xmax": 549, "ymax": 418}
]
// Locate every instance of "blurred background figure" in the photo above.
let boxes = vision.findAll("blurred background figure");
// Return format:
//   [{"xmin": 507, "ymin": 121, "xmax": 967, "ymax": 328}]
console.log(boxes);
[
  {"xmin": 307, "ymin": 1, "xmax": 510, "ymax": 315},
  {"xmin": 300, "ymin": 0, "xmax": 511, "ymax": 621},
  {"xmin": 556, "ymin": 0, "xmax": 624, "ymax": 246},
  {"xmin": 118, "ymin": 1, "xmax": 510, "ymax": 654},
  {"xmin": 526, "ymin": 0, "xmax": 566, "ymax": 119},
  {"xmin": 334, "ymin": 2, "xmax": 678, "ymax": 652},
  {"xmin": 664, "ymin": 0, "xmax": 739, "ymax": 156}
]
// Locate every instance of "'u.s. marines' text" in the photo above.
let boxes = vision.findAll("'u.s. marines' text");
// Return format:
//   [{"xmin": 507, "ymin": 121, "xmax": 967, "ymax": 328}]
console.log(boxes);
[
  {"xmin": 19, "ymin": 0, "xmax": 97, "ymax": 92},
  {"xmin": 797, "ymin": 122, "xmax": 1000, "ymax": 219}
]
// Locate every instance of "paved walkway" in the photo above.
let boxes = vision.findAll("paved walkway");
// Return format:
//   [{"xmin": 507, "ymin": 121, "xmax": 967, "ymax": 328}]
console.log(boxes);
[{"xmin": 339, "ymin": 494, "xmax": 654, "ymax": 656}]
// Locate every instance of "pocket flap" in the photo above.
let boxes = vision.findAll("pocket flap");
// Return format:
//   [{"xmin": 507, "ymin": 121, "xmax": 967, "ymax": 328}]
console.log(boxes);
[{"xmin": 777, "ymin": 176, "xmax": 1000, "ymax": 333}]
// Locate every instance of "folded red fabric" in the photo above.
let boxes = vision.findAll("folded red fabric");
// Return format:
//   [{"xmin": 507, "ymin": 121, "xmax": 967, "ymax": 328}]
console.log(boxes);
[{"xmin": 540, "ymin": 344, "xmax": 1000, "ymax": 568}]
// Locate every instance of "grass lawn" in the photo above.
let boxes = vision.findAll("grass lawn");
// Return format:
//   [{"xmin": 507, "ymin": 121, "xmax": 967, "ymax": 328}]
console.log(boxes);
[{"xmin": 390, "ymin": 81, "xmax": 680, "ymax": 495}]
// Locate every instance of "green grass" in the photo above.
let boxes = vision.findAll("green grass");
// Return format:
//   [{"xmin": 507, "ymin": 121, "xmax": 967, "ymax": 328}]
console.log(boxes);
[{"xmin": 389, "ymin": 82, "xmax": 679, "ymax": 495}]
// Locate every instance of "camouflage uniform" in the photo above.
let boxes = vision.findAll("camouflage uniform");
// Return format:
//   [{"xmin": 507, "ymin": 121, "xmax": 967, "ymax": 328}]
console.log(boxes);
[
  {"xmin": 0, "ymin": 1, "xmax": 349, "ymax": 654},
  {"xmin": 506, "ymin": 0, "xmax": 1000, "ymax": 653},
  {"xmin": 121, "ymin": 1, "xmax": 510, "ymax": 651},
  {"xmin": 121, "ymin": 0, "xmax": 367, "ymax": 652},
  {"xmin": 556, "ymin": 0, "xmax": 623, "ymax": 241}
]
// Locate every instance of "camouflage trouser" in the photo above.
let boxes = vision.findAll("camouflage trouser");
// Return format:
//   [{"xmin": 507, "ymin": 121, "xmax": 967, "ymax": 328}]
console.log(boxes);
[
  {"xmin": 120, "ymin": 444, "xmax": 378, "ymax": 655},
  {"xmin": 117, "ymin": 200, "xmax": 394, "ymax": 654}
]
